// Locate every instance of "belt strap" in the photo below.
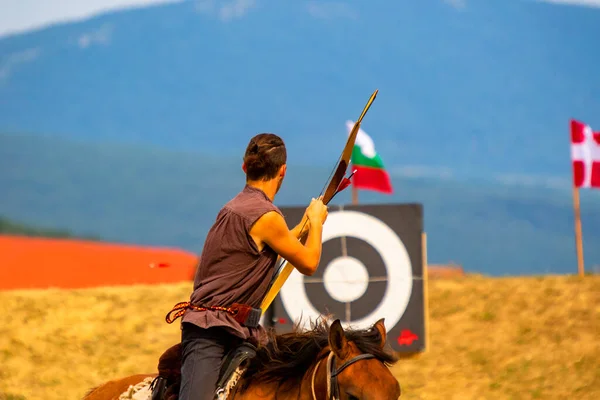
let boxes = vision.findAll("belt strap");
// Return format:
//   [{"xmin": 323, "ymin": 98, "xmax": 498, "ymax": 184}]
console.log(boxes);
[{"xmin": 165, "ymin": 302, "xmax": 262, "ymax": 328}]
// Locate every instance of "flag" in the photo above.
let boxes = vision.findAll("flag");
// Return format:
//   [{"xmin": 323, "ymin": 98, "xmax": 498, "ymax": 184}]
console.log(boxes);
[
  {"xmin": 346, "ymin": 120, "xmax": 393, "ymax": 194},
  {"xmin": 570, "ymin": 119, "xmax": 600, "ymax": 189}
]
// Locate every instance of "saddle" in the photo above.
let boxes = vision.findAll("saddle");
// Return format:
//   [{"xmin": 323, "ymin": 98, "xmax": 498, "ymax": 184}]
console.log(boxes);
[
  {"xmin": 150, "ymin": 341, "xmax": 257, "ymax": 400},
  {"xmin": 150, "ymin": 343, "xmax": 182, "ymax": 400}
]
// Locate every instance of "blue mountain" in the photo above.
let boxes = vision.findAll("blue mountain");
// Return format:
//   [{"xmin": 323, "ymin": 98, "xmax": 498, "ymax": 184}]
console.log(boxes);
[
  {"xmin": 1, "ymin": 0, "xmax": 600, "ymax": 275},
  {"xmin": 1, "ymin": 0, "xmax": 599, "ymax": 180}
]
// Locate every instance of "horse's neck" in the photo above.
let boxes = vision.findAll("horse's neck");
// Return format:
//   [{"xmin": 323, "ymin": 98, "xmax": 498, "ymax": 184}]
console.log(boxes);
[
  {"xmin": 232, "ymin": 349, "xmax": 332, "ymax": 400},
  {"xmin": 304, "ymin": 351, "xmax": 332, "ymax": 400}
]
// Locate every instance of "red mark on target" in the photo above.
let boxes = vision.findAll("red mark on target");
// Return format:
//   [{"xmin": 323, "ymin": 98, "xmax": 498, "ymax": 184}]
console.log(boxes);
[{"xmin": 397, "ymin": 329, "xmax": 418, "ymax": 346}]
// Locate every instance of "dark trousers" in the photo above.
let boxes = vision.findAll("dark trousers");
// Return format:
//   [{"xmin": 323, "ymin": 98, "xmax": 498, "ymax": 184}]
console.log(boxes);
[{"xmin": 178, "ymin": 322, "xmax": 242, "ymax": 400}]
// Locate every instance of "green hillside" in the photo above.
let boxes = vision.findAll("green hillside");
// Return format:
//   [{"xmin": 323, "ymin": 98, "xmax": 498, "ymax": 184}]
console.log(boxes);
[
  {"xmin": 0, "ymin": 215, "xmax": 100, "ymax": 240},
  {"xmin": 1, "ymin": 132, "xmax": 599, "ymax": 276}
]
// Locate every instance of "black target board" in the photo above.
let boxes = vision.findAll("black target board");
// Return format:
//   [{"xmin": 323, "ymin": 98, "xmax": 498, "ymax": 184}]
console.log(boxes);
[{"xmin": 268, "ymin": 203, "xmax": 426, "ymax": 353}]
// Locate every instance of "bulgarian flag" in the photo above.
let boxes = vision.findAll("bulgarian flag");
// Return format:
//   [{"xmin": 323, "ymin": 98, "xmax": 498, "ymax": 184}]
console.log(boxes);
[{"xmin": 346, "ymin": 120, "xmax": 393, "ymax": 194}]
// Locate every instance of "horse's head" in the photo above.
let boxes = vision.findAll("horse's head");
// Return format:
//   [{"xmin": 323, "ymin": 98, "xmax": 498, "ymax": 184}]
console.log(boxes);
[{"xmin": 324, "ymin": 318, "xmax": 401, "ymax": 399}]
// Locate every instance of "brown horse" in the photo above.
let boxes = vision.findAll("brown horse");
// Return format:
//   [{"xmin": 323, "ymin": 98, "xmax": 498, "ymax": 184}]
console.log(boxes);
[{"xmin": 84, "ymin": 318, "xmax": 401, "ymax": 400}]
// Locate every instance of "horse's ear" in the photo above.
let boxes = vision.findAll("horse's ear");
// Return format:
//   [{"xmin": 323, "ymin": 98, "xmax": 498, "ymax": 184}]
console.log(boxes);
[
  {"xmin": 329, "ymin": 319, "xmax": 349, "ymax": 358},
  {"xmin": 374, "ymin": 318, "xmax": 387, "ymax": 348}
]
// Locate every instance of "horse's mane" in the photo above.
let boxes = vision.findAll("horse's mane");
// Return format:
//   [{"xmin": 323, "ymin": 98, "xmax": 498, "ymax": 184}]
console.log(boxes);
[
  {"xmin": 82, "ymin": 385, "xmax": 99, "ymax": 399},
  {"xmin": 240, "ymin": 317, "xmax": 398, "ymax": 392}
]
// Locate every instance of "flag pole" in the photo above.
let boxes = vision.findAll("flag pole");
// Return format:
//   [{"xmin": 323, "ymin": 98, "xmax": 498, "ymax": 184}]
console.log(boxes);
[
  {"xmin": 572, "ymin": 186, "xmax": 585, "ymax": 277},
  {"xmin": 351, "ymin": 184, "xmax": 359, "ymax": 205},
  {"xmin": 350, "ymin": 162, "xmax": 359, "ymax": 204}
]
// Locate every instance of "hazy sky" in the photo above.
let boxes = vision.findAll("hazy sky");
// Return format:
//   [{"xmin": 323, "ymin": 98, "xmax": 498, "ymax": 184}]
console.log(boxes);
[
  {"xmin": 0, "ymin": 0, "xmax": 182, "ymax": 38},
  {"xmin": 1, "ymin": 0, "xmax": 599, "ymax": 38}
]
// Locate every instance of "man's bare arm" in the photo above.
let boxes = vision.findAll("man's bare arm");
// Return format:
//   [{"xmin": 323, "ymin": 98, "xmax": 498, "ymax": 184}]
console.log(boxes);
[
  {"xmin": 290, "ymin": 215, "xmax": 310, "ymax": 240},
  {"xmin": 272, "ymin": 216, "xmax": 309, "ymax": 274},
  {"xmin": 251, "ymin": 211, "xmax": 322, "ymax": 276}
]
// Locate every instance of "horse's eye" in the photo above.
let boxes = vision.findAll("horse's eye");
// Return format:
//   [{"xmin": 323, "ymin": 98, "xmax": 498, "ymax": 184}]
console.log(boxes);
[{"xmin": 347, "ymin": 395, "xmax": 359, "ymax": 400}]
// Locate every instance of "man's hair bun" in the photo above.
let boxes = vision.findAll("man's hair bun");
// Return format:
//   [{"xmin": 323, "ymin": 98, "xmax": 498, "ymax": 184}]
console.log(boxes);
[
  {"xmin": 248, "ymin": 141, "xmax": 259, "ymax": 155},
  {"xmin": 243, "ymin": 133, "xmax": 287, "ymax": 181}
]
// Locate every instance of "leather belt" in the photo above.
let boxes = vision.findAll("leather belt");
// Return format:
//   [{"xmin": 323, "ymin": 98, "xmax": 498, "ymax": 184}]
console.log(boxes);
[{"xmin": 165, "ymin": 302, "xmax": 262, "ymax": 328}]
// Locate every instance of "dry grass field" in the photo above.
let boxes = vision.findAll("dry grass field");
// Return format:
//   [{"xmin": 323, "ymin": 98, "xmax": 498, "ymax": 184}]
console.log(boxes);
[{"xmin": 0, "ymin": 274, "xmax": 598, "ymax": 400}]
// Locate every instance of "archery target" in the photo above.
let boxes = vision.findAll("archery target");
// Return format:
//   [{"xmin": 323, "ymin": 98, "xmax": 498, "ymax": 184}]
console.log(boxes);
[
  {"xmin": 280, "ymin": 210, "xmax": 413, "ymax": 331},
  {"xmin": 271, "ymin": 203, "xmax": 426, "ymax": 353}
]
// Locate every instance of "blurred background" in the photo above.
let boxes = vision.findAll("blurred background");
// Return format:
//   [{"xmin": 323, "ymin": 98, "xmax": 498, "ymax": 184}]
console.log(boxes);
[
  {"xmin": 1, "ymin": 0, "xmax": 600, "ymax": 275},
  {"xmin": 1, "ymin": 1, "xmax": 599, "ymax": 399}
]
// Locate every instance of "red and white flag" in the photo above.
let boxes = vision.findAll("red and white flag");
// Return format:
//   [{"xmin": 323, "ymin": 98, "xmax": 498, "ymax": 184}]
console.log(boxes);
[{"xmin": 570, "ymin": 119, "xmax": 600, "ymax": 189}]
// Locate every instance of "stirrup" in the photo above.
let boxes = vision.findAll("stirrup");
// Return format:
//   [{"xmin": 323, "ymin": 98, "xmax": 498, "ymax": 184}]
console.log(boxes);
[
  {"xmin": 150, "ymin": 375, "xmax": 168, "ymax": 400},
  {"xmin": 215, "ymin": 342, "xmax": 257, "ymax": 395}
]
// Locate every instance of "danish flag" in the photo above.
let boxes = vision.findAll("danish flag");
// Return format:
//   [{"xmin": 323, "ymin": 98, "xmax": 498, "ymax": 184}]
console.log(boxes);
[{"xmin": 570, "ymin": 119, "xmax": 600, "ymax": 189}]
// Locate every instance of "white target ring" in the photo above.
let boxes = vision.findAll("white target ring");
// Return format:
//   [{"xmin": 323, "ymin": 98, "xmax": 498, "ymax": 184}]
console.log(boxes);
[
  {"xmin": 323, "ymin": 256, "xmax": 370, "ymax": 303},
  {"xmin": 280, "ymin": 210, "xmax": 413, "ymax": 331}
]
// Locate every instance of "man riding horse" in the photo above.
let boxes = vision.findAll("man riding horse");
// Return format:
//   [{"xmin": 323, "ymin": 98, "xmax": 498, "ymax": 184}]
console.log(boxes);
[
  {"xmin": 164, "ymin": 133, "xmax": 329, "ymax": 400},
  {"xmin": 79, "ymin": 90, "xmax": 396, "ymax": 400}
]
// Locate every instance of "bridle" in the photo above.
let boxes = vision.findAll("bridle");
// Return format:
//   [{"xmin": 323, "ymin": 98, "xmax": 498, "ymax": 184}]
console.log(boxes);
[{"xmin": 311, "ymin": 351, "xmax": 377, "ymax": 400}]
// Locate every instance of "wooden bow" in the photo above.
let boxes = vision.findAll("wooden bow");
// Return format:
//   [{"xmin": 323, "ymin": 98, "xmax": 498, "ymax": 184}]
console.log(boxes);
[{"xmin": 259, "ymin": 89, "xmax": 379, "ymax": 315}]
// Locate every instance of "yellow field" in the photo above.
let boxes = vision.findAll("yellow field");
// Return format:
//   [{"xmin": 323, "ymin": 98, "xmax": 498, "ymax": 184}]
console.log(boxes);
[{"xmin": 0, "ymin": 274, "xmax": 598, "ymax": 400}]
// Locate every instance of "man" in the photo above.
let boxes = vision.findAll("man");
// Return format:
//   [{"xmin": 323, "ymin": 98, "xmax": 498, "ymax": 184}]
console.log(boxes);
[{"xmin": 176, "ymin": 133, "xmax": 328, "ymax": 400}]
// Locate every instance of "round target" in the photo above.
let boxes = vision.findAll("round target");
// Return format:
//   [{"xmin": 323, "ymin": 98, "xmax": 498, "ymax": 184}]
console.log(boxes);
[
  {"xmin": 304, "ymin": 236, "xmax": 388, "ymax": 321},
  {"xmin": 280, "ymin": 210, "xmax": 413, "ymax": 331}
]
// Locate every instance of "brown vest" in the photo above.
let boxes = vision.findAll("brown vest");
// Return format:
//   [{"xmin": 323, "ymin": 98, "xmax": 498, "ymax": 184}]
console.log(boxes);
[{"xmin": 181, "ymin": 185, "xmax": 282, "ymax": 344}]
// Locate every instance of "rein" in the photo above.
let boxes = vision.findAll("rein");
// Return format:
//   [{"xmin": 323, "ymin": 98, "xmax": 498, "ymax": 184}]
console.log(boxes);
[{"xmin": 311, "ymin": 351, "xmax": 376, "ymax": 400}]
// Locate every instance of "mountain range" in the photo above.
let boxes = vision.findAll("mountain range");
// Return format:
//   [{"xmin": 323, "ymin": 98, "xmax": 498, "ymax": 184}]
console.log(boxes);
[{"xmin": 1, "ymin": 0, "xmax": 599, "ymax": 275}]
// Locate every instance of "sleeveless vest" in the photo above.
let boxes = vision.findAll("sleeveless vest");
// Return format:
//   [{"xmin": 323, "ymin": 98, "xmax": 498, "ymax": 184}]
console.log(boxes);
[{"xmin": 181, "ymin": 185, "xmax": 283, "ymax": 344}]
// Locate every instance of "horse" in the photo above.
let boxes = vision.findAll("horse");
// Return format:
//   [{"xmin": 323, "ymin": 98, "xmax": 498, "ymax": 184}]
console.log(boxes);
[{"xmin": 83, "ymin": 317, "xmax": 401, "ymax": 400}]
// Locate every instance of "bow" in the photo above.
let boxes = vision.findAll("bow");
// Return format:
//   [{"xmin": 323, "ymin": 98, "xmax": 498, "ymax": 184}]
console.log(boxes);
[
  {"xmin": 259, "ymin": 89, "xmax": 379, "ymax": 314},
  {"xmin": 319, "ymin": 89, "xmax": 379, "ymax": 205}
]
